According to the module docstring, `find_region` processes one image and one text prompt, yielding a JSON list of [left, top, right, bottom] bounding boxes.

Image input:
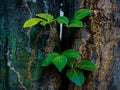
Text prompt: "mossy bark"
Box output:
[[0, 0, 59, 90]]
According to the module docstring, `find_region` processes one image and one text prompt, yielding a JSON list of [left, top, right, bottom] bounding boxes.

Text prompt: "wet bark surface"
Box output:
[[0, 0, 59, 90], [0, 0, 120, 90]]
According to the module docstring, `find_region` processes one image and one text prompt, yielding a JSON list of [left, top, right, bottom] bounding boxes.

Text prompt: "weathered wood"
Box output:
[[72, 0, 120, 90]]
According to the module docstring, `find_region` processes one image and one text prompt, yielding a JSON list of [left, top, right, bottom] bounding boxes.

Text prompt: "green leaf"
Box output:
[[76, 60, 97, 71], [62, 49, 80, 58], [67, 69, 84, 86], [68, 20, 83, 27], [23, 18, 42, 28], [52, 55, 67, 72], [40, 21, 48, 26], [57, 16, 69, 26], [36, 13, 54, 22], [40, 20, 55, 26], [42, 53, 59, 66], [67, 58, 74, 68], [72, 9, 92, 20]]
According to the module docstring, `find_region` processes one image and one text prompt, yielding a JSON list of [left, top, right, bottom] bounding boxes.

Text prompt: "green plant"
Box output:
[[23, 9, 97, 86], [42, 49, 97, 86]]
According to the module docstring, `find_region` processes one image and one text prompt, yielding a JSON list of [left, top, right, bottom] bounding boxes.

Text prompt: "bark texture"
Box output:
[[0, 0, 120, 90], [71, 0, 120, 90], [0, 0, 59, 90]]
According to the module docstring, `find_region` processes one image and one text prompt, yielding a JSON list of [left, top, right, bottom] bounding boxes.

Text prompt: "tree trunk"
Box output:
[[0, 0, 59, 90], [0, 0, 120, 90], [70, 0, 120, 90]]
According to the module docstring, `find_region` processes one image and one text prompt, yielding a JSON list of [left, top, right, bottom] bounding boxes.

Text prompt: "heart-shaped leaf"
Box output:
[[68, 20, 83, 27], [72, 9, 92, 20], [52, 55, 67, 72], [23, 18, 42, 28], [76, 60, 97, 71], [36, 13, 54, 22], [62, 49, 80, 58], [42, 53, 59, 66], [57, 16, 69, 26], [67, 69, 84, 86]]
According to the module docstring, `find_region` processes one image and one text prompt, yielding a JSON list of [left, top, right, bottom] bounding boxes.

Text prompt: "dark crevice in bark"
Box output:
[[60, 67, 69, 90], [58, 0, 77, 90], [60, 0, 76, 51], [58, 1, 72, 89]]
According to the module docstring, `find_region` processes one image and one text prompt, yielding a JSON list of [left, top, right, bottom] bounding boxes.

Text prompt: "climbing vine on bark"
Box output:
[[23, 9, 97, 86]]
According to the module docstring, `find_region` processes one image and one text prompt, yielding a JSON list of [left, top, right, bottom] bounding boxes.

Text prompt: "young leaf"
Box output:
[[67, 58, 74, 68], [42, 53, 59, 66], [57, 16, 69, 26], [68, 20, 83, 28], [52, 55, 67, 72], [67, 69, 84, 86], [36, 13, 54, 22], [62, 49, 80, 58], [76, 60, 97, 71], [40, 20, 55, 26], [23, 18, 42, 28], [40, 21, 48, 26], [72, 9, 92, 20]]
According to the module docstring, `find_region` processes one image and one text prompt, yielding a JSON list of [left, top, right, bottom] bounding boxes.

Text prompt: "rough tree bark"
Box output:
[[0, 0, 59, 90], [70, 0, 120, 90], [0, 0, 120, 90]]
